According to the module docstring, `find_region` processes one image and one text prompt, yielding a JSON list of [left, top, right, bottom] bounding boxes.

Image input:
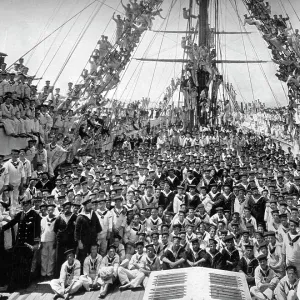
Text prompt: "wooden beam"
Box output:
[[134, 58, 269, 63], [151, 30, 252, 34]]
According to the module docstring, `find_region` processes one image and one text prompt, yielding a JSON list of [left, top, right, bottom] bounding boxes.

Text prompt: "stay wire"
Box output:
[[149, 0, 177, 98], [231, 0, 282, 107], [6, 0, 99, 71], [26, 0, 64, 65], [234, 0, 255, 102], [80, 1, 165, 99], [53, 0, 105, 86], [35, 0, 85, 80], [74, 2, 122, 85], [112, 0, 177, 104], [37, 12, 82, 86]]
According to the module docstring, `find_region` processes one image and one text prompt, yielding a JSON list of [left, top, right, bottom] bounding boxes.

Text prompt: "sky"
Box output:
[[0, 0, 299, 107]]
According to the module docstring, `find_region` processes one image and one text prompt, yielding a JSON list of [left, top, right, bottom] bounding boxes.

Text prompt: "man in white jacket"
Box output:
[[4, 149, 25, 208]]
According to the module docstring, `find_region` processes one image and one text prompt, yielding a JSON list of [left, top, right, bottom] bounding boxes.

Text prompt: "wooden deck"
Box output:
[[7, 281, 145, 300]]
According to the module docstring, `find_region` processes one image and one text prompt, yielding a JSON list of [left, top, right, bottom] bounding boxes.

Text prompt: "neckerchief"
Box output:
[[167, 176, 177, 183], [60, 213, 73, 225], [47, 217, 56, 226], [191, 248, 202, 261], [186, 234, 194, 242], [282, 226, 289, 234], [151, 218, 159, 226], [260, 268, 270, 280], [146, 255, 157, 267], [11, 160, 19, 168], [153, 244, 161, 255], [199, 213, 207, 220], [163, 243, 169, 251], [186, 217, 196, 224], [135, 253, 143, 263], [132, 224, 141, 232], [225, 247, 237, 258], [107, 255, 116, 266], [144, 195, 154, 204], [269, 244, 276, 255], [66, 263, 75, 277], [162, 190, 172, 197], [286, 281, 297, 291], [222, 192, 232, 200], [90, 257, 98, 270], [287, 233, 300, 246], [97, 210, 108, 219], [114, 208, 122, 217]]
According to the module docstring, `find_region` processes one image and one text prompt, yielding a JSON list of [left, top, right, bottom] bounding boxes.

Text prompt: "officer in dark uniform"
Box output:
[[53, 199, 77, 278], [1, 198, 41, 290]]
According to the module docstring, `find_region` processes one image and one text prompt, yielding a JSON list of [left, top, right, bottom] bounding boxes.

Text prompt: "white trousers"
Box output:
[[274, 289, 297, 300], [117, 267, 145, 288], [41, 241, 56, 276], [80, 275, 102, 291], [50, 279, 82, 296], [10, 185, 20, 208], [98, 234, 108, 257]]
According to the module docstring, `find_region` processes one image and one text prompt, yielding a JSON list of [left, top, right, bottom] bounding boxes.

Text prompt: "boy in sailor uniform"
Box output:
[[124, 213, 142, 256], [111, 197, 127, 241], [40, 204, 57, 279], [282, 218, 300, 276], [185, 206, 201, 228], [98, 245, 119, 298], [139, 243, 161, 288], [80, 244, 102, 291], [146, 206, 162, 237], [173, 185, 187, 214], [274, 265, 299, 300], [4, 149, 25, 208], [150, 231, 165, 258], [210, 207, 228, 227], [95, 198, 112, 256], [162, 235, 186, 270], [50, 249, 82, 300], [250, 254, 279, 300], [221, 234, 240, 271], [118, 241, 146, 290], [186, 237, 210, 268], [186, 185, 201, 208]]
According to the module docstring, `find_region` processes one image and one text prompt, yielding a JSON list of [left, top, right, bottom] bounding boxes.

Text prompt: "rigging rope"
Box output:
[[79, 1, 166, 99], [147, 0, 177, 98], [234, 0, 255, 102], [286, 0, 300, 23], [34, 0, 85, 80], [74, 2, 122, 86], [6, 0, 99, 71], [53, 0, 106, 87], [37, 13, 82, 86], [111, 0, 177, 104], [26, 0, 64, 65], [230, 0, 282, 107]]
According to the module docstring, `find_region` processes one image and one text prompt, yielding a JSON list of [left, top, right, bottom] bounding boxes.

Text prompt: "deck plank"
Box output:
[[7, 281, 144, 300]]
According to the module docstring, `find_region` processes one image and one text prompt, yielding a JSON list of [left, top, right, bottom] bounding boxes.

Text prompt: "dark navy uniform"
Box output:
[[2, 209, 41, 289], [53, 213, 77, 277]]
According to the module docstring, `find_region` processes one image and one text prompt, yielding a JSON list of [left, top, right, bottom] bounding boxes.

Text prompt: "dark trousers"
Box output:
[[9, 245, 33, 291], [55, 243, 67, 278], [76, 245, 90, 273]]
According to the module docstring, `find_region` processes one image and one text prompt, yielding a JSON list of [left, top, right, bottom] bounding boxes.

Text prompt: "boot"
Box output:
[[99, 283, 108, 298]]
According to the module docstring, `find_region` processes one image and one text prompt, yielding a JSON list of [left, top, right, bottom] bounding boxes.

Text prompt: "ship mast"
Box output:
[[196, 0, 210, 129]]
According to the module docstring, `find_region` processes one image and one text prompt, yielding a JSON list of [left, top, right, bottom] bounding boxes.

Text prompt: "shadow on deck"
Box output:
[[7, 281, 144, 300]]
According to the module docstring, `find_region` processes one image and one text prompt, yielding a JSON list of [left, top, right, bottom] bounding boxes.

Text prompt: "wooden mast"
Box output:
[[197, 0, 210, 127]]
